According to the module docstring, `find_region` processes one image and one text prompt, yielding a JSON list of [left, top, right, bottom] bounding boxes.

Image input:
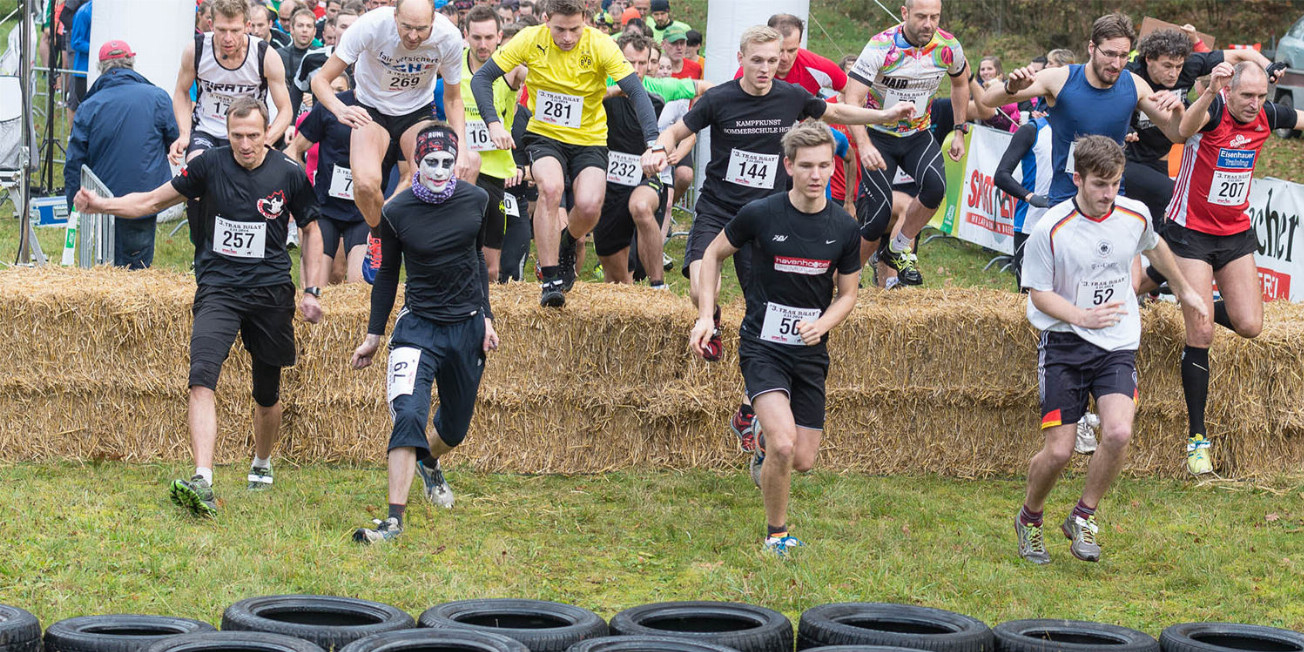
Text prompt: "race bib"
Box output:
[[1075, 275, 1129, 310], [467, 119, 496, 152], [893, 168, 915, 185], [1207, 148, 1256, 206], [385, 71, 425, 91], [386, 346, 421, 403], [328, 165, 354, 200], [760, 302, 822, 346], [883, 88, 928, 119], [212, 216, 266, 259], [726, 149, 779, 189], [201, 92, 235, 122], [1064, 142, 1076, 174], [503, 192, 520, 218], [536, 90, 583, 129], [606, 151, 641, 187]]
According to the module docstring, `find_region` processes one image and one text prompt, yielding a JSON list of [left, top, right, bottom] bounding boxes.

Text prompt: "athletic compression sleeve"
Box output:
[[475, 215, 493, 321], [995, 121, 1036, 201], [471, 58, 508, 126], [616, 73, 662, 143], [367, 215, 404, 336]]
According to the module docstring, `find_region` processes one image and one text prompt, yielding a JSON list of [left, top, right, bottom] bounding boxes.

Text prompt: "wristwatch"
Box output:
[[953, 123, 971, 134], [647, 141, 666, 153], [304, 286, 322, 298]]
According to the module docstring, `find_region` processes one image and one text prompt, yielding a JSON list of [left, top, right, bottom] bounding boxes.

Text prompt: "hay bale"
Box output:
[[1, 267, 1302, 477]]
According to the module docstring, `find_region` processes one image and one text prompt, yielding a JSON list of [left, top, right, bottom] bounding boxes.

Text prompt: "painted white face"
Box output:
[[418, 150, 456, 192]]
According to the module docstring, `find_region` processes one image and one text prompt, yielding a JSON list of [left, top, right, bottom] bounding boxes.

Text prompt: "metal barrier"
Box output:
[[77, 165, 114, 267]]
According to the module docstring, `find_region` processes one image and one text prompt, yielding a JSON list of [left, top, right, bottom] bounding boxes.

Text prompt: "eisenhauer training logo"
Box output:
[[774, 256, 830, 275], [257, 191, 286, 220], [1229, 134, 1252, 148]]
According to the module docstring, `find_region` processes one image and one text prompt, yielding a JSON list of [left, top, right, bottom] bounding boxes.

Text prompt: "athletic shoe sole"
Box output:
[[169, 480, 218, 518]]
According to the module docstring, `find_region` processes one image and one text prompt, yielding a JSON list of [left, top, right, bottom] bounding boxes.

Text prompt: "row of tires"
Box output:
[[2, 598, 1302, 652]]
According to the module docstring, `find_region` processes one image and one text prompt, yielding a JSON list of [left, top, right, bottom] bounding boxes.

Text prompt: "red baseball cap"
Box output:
[[98, 40, 136, 61]]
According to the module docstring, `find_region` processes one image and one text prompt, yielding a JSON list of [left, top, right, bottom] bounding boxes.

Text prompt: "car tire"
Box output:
[[0, 605, 42, 652], [608, 602, 791, 652], [418, 600, 606, 652], [44, 615, 215, 652], [565, 636, 741, 652], [796, 603, 992, 652], [340, 629, 530, 652], [222, 596, 414, 652], [144, 631, 326, 652], [1159, 622, 1304, 652], [993, 619, 1157, 652]]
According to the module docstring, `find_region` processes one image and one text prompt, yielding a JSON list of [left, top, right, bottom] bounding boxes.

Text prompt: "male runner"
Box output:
[[649, 25, 910, 449], [287, 73, 379, 283], [350, 124, 499, 544], [689, 122, 861, 557], [732, 14, 846, 96], [594, 35, 671, 286], [471, 0, 662, 307], [169, 0, 293, 164], [1015, 136, 1203, 564], [462, 5, 525, 282], [1166, 61, 1304, 474], [994, 115, 1052, 288], [842, 0, 968, 282], [74, 98, 324, 516], [1123, 28, 1273, 224], [311, 0, 470, 231], [981, 13, 1185, 208]]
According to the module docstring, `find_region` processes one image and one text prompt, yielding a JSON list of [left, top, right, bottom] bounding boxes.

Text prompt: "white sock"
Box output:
[[252, 455, 271, 469], [890, 233, 912, 253], [194, 467, 213, 484]]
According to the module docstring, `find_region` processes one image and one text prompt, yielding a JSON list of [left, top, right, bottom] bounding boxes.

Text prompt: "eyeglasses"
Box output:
[[1093, 47, 1130, 62]]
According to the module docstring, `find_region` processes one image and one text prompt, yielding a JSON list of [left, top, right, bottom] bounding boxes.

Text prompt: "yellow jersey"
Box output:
[[461, 49, 517, 180], [491, 24, 634, 146]]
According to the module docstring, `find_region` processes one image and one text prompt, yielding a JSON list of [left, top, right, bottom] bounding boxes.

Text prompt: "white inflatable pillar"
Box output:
[[89, 0, 196, 92]]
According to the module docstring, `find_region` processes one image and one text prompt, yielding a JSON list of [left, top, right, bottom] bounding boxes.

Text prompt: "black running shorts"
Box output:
[[1037, 331, 1137, 430]]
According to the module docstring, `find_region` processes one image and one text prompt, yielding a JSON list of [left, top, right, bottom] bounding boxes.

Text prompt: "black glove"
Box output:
[[1028, 194, 1050, 209], [1267, 61, 1287, 83]]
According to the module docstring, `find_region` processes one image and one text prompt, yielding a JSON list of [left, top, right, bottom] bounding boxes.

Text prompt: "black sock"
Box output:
[[1144, 265, 1168, 286], [739, 404, 754, 418], [1181, 345, 1210, 438], [560, 228, 577, 247], [388, 503, 406, 526], [766, 523, 787, 538], [541, 265, 560, 280], [418, 452, 437, 466], [1213, 300, 1234, 331]]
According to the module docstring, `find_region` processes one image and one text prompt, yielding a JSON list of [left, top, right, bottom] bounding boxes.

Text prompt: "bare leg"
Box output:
[[188, 386, 218, 470], [1080, 393, 1136, 508], [252, 401, 282, 461], [630, 185, 664, 285], [1023, 423, 1076, 513]]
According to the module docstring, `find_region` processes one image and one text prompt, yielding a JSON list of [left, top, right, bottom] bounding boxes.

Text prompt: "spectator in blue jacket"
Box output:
[[68, 0, 92, 118], [65, 40, 179, 269]]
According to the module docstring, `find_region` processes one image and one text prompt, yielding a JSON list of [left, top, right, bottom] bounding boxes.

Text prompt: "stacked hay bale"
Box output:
[[0, 267, 1299, 477]]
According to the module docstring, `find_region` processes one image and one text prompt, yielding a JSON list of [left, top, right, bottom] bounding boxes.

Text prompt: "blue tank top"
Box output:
[[1047, 64, 1136, 202]]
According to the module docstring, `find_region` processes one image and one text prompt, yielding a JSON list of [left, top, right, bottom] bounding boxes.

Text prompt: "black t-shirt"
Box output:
[[368, 183, 493, 334], [723, 193, 861, 350], [1125, 50, 1224, 163], [605, 92, 666, 154], [171, 148, 318, 288], [1202, 95, 1297, 132], [682, 80, 827, 210], [297, 90, 367, 222]]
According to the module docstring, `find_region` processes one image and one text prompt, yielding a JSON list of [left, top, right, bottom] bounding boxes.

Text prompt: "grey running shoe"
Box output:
[[247, 464, 273, 491], [1015, 514, 1051, 565], [1075, 413, 1100, 454], [353, 517, 403, 545], [416, 458, 454, 508], [170, 475, 218, 517], [1062, 514, 1101, 562], [749, 431, 766, 489]]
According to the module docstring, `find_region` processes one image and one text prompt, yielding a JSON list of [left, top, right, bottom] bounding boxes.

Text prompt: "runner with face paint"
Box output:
[[348, 123, 501, 544]]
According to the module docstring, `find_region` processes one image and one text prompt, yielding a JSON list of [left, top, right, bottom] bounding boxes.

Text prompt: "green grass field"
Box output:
[[0, 463, 1301, 633]]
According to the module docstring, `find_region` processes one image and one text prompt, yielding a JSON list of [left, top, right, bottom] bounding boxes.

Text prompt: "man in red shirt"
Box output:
[[732, 14, 846, 96], [664, 25, 701, 80], [1166, 61, 1304, 475]]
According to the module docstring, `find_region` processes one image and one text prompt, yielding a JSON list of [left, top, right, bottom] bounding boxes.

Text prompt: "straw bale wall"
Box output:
[[1, 267, 1301, 478]]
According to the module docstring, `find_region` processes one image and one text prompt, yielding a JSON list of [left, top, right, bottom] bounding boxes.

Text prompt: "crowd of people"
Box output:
[[51, 0, 1303, 561]]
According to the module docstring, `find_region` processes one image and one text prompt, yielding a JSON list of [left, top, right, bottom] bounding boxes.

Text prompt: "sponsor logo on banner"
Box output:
[[774, 256, 831, 275], [1248, 178, 1304, 302], [954, 125, 1016, 254]]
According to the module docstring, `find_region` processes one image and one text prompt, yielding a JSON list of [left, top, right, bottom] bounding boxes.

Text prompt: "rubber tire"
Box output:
[[607, 602, 792, 652], [0, 605, 42, 652], [221, 596, 415, 652], [339, 629, 529, 652], [1159, 623, 1304, 652], [565, 636, 741, 652], [418, 600, 607, 652], [44, 615, 216, 652], [144, 632, 327, 652], [804, 647, 933, 652], [993, 619, 1157, 652], [796, 603, 992, 652]]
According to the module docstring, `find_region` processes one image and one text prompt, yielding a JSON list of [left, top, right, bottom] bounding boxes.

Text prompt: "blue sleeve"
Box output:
[[70, 6, 91, 55], [831, 128, 849, 159], [158, 91, 180, 146], [65, 109, 90, 206]]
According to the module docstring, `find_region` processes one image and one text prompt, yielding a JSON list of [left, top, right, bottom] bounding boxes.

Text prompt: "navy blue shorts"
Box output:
[[1037, 331, 1137, 429], [385, 310, 486, 453]]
